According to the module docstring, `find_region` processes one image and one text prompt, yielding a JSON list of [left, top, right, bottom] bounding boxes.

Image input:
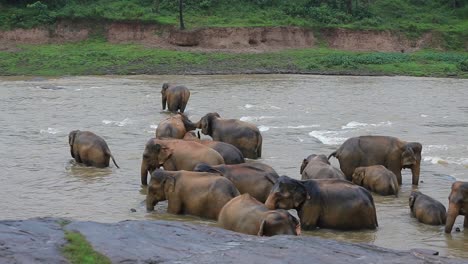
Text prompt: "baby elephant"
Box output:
[[409, 191, 446, 225], [300, 154, 345, 180], [68, 130, 119, 168], [352, 165, 399, 196], [218, 194, 300, 236], [146, 169, 239, 220]]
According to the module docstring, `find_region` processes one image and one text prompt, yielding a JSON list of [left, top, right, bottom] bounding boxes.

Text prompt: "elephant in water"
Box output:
[[197, 112, 262, 159], [409, 191, 446, 225], [352, 165, 399, 196], [183, 131, 245, 164], [329, 136, 422, 185], [68, 130, 119, 168], [140, 138, 224, 185], [161, 83, 190, 113], [146, 169, 239, 220], [265, 176, 378, 230], [193, 162, 279, 203], [218, 193, 300, 236], [155, 113, 197, 139], [300, 154, 345, 180], [445, 181, 468, 233]]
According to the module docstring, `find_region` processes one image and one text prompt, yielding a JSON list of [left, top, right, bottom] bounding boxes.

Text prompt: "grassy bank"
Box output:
[[0, 40, 467, 77], [62, 230, 111, 264]]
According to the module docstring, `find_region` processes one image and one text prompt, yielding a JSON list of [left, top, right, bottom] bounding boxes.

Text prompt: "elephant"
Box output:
[[197, 112, 262, 159], [328, 136, 422, 185], [183, 131, 245, 164], [155, 113, 197, 139], [300, 154, 345, 180], [193, 162, 279, 203], [140, 138, 224, 185], [68, 130, 119, 168], [265, 176, 378, 230], [445, 181, 468, 233], [161, 83, 190, 113], [146, 169, 239, 220], [352, 165, 399, 196], [218, 193, 300, 236], [409, 191, 446, 225]]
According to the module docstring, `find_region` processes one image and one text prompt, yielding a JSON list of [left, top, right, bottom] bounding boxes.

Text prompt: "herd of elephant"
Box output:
[[68, 83, 467, 237]]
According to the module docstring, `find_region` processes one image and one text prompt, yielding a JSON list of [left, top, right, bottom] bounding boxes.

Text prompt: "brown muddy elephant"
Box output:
[[409, 191, 446, 226], [197, 112, 262, 159], [193, 162, 279, 203], [146, 169, 239, 220], [161, 83, 190, 113], [183, 131, 245, 164], [328, 136, 422, 185], [155, 113, 197, 139], [140, 138, 224, 185], [352, 165, 399, 196], [300, 154, 345, 180], [445, 181, 468, 233], [265, 176, 378, 230], [218, 194, 300, 236], [68, 130, 119, 168]]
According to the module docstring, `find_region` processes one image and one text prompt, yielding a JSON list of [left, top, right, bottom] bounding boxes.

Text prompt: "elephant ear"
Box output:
[[257, 219, 268, 236], [401, 145, 417, 166], [68, 130, 79, 146], [352, 168, 365, 185], [157, 146, 173, 166], [200, 116, 211, 135], [300, 159, 308, 174], [408, 192, 417, 209], [163, 175, 176, 193], [161, 83, 170, 91]]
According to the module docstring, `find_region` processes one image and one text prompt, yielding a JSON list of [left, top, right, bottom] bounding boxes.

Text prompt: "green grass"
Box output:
[[0, 40, 466, 77], [62, 231, 111, 264]]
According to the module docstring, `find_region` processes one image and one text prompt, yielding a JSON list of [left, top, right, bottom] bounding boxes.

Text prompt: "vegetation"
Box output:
[[62, 230, 112, 264], [0, 40, 466, 77]]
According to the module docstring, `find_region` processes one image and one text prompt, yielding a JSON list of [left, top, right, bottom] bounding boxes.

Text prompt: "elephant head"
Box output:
[[300, 154, 330, 174], [161, 83, 170, 110], [68, 130, 80, 158], [408, 191, 420, 211], [197, 112, 220, 136], [258, 209, 301, 236], [141, 139, 173, 185], [352, 167, 366, 185], [401, 142, 422, 185], [445, 181, 468, 233], [179, 112, 197, 131], [265, 176, 309, 210], [146, 169, 175, 211]]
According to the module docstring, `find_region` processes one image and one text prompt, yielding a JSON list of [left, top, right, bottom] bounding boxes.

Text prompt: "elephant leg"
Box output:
[[464, 216, 468, 228], [179, 101, 187, 113], [338, 154, 361, 181], [388, 164, 402, 185], [167, 198, 183, 215]]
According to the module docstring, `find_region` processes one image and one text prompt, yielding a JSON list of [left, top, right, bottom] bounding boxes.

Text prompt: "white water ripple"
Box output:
[[102, 118, 132, 127]]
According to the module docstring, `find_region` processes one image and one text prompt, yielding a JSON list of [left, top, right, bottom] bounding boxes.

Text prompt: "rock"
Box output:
[[130, 208, 137, 212], [455, 227, 461, 232], [411, 248, 439, 256], [0, 218, 68, 264]]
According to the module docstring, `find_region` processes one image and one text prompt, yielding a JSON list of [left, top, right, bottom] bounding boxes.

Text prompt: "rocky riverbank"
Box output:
[[0, 218, 466, 264]]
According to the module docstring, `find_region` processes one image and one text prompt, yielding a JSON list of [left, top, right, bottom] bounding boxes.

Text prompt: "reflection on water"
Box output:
[[0, 75, 467, 258]]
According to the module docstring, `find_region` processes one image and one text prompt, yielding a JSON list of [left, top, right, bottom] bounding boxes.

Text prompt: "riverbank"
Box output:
[[0, 218, 465, 264]]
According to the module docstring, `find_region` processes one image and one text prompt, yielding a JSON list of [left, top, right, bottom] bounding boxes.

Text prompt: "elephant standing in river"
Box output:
[[140, 138, 224, 185], [409, 191, 446, 225], [156, 113, 197, 139], [197, 112, 262, 159], [161, 83, 190, 113], [445, 181, 468, 233], [265, 176, 378, 230], [146, 169, 239, 220], [218, 194, 300, 236], [300, 154, 345, 180], [329, 136, 422, 185], [68, 130, 119, 168], [352, 165, 399, 196]]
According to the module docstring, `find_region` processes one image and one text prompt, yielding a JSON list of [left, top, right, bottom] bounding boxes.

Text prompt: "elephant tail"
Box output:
[[110, 154, 120, 168], [256, 132, 263, 158], [327, 150, 337, 160]]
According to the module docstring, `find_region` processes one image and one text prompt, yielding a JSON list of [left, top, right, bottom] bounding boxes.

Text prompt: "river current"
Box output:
[[0, 75, 467, 258]]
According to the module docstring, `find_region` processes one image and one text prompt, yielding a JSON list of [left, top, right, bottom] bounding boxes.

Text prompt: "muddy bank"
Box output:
[[0, 218, 466, 264], [0, 20, 445, 53]]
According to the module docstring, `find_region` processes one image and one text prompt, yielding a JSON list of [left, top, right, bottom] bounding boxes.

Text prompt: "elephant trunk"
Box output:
[[445, 203, 460, 233], [141, 159, 149, 186], [146, 196, 155, 211], [162, 97, 167, 110], [411, 162, 420, 185], [265, 193, 277, 210]]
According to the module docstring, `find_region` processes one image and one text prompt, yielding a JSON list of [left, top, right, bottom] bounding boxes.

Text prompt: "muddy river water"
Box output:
[[0, 75, 467, 258]]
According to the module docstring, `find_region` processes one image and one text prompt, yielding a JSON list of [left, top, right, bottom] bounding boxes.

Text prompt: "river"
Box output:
[[0, 75, 467, 258]]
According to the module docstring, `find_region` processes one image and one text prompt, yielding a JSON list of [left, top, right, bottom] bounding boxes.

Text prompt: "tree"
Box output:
[[179, 0, 185, 30]]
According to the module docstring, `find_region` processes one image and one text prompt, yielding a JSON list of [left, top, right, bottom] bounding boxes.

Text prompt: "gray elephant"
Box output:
[[352, 165, 399, 196], [161, 83, 190, 113], [409, 191, 446, 225], [218, 194, 300, 236], [197, 112, 262, 159], [329, 136, 422, 185], [300, 154, 345, 180], [156, 113, 197, 139], [146, 169, 239, 220], [445, 181, 468, 233], [68, 130, 119, 168]]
